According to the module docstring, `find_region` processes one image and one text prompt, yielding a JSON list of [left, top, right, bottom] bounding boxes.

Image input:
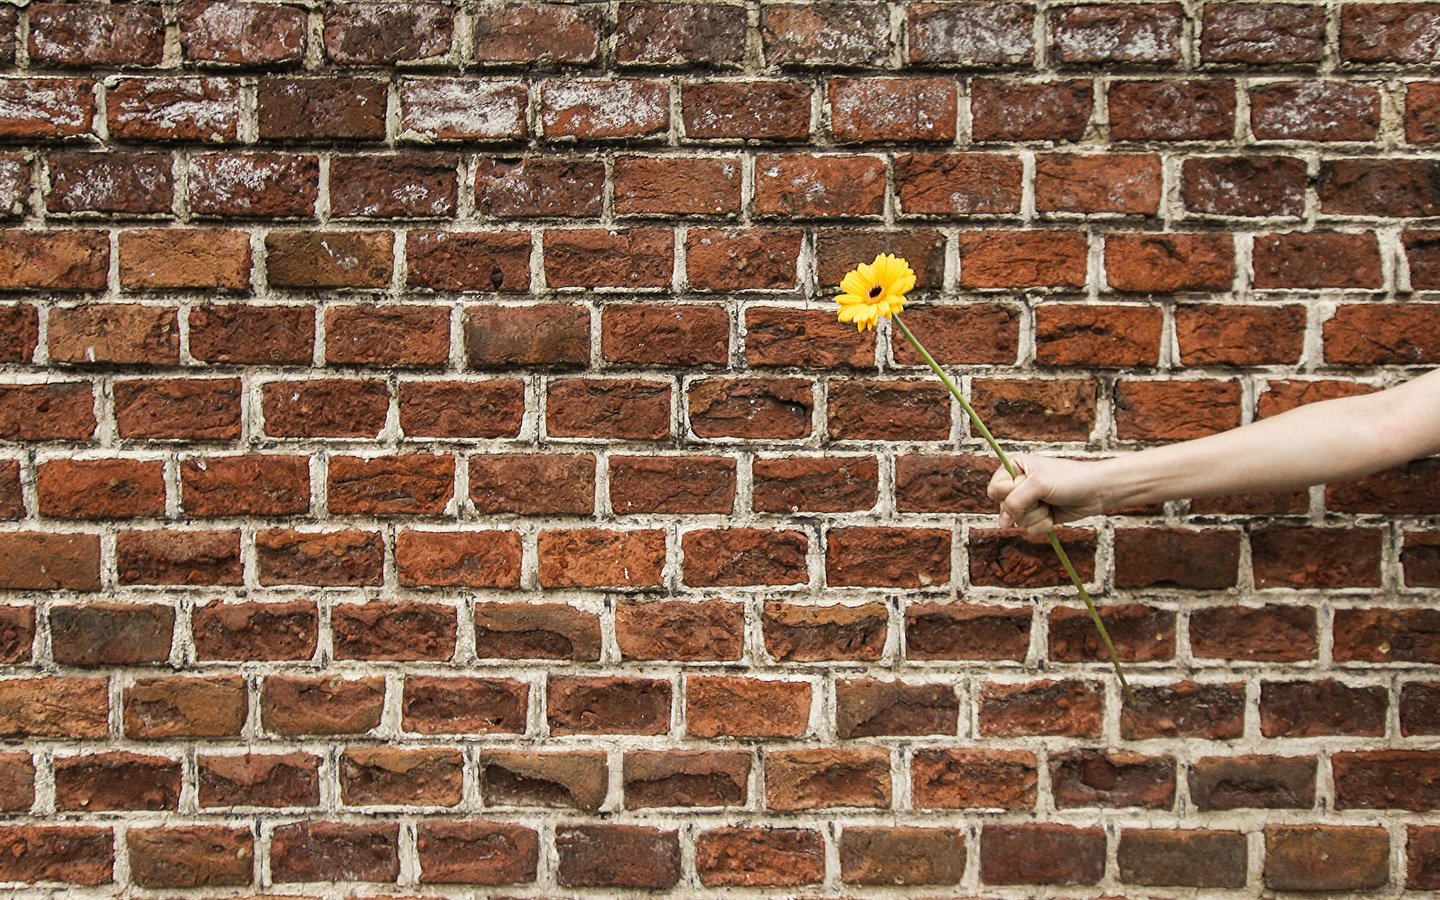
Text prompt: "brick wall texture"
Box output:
[[1, 0, 1439, 894]]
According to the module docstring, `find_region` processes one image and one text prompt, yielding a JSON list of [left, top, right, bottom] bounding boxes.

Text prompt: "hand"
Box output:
[[987, 453, 1107, 535]]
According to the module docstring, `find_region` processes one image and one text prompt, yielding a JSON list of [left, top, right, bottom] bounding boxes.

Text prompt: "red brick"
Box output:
[[623, 749, 750, 808], [47, 151, 170, 215], [685, 676, 812, 739], [192, 599, 317, 662], [407, 230, 531, 292], [972, 78, 1092, 141], [1406, 230, 1440, 288], [397, 78, 527, 141], [1252, 526, 1382, 588], [328, 454, 454, 517], [1192, 604, 1317, 661], [753, 455, 878, 513], [417, 821, 538, 885], [256, 528, 382, 587], [1255, 232, 1384, 289], [475, 157, 601, 219], [895, 152, 1022, 216], [396, 530, 522, 589], [479, 750, 607, 810], [109, 78, 240, 142], [188, 152, 316, 217], [1264, 825, 1389, 891], [0, 754, 34, 811], [30, 3, 163, 66], [688, 227, 802, 290], [179, 0, 307, 64], [181, 454, 310, 517], [0, 532, 101, 591], [1109, 79, 1237, 141], [54, 751, 180, 812], [116, 529, 242, 586], [1105, 233, 1235, 293], [556, 825, 680, 890], [1121, 681, 1245, 739], [37, 459, 165, 520], [958, 230, 1087, 289], [1202, 3, 1327, 64], [538, 529, 664, 589], [610, 455, 735, 515], [764, 601, 887, 662], [681, 80, 812, 140], [544, 228, 673, 288], [119, 229, 250, 291], [547, 378, 671, 440], [471, 2, 602, 65], [1115, 380, 1242, 441], [127, 825, 253, 889], [323, 2, 452, 64], [0, 154, 28, 219], [258, 77, 386, 141], [542, 79, 668, 140], [603, 303, 729, 368], [1334, 608, 1440, 663], [744, 307, 873, 369], [1327, 458, 1440, 514], [50, 304, 178, 366], [266, 231, 392, 289], [340, 747, 463, 807], [1114, 528, 1240, 589], [327, 305, 448, 368], [114, 378, 240, 441], [890, 303, 1022, 367], [549, 676, 671, 736], [1051, 3, 1183, 65], [617, 599, 743, 662], [968, 526, 1095, 587], [261, 379, 389, 438], [333, 602, 457, 662], [0, 230, 108, 291], [908, 2, 1033, 64], [826, 527, 949, 588], [895, 453, 993, 513], [403, 676, 528, 734], [696, 827, 824, 888], [470, 453, 594, 516], [197, 752, 321, 808], [616, 155, 740, 216], [1250, 81, 1380, 142], [1405, 532, 1440, 587], [270, 821, 398, 883], [466, 304, 589, 371], [616, 2, 746, 66], [1034, 304, 1158, 368], [836, 678, 958, 738], [0, 606, 33, 663], [906, 602, 1031, 661], [816, 228, 946, 289], [840, 826, 965, 886], [0, 304, 37, 363], [1412, 825, 1440, 888], [1118, 828, 1248, 888], [911, 748, 1037, 809], [1050, 748, 1175, 809], [1320, 158, 1440, 216], [399, 380, 524, 438], [970, 379, 1096, 442], [0, 678, 108, 739], [1261, 679, 1387, 737], [124, 675, 247, 739], [0, 826, 112, 886], [261, 675, 383, 736], [683, 528, 809, 587], [761, 3, 891, 66], [330, 153, 457, 218], [689, 377, 812, 439], [1403, 682, 1440, 735], [1050, 604, 1176, 663], [1183, 154, 1308, 217], [979, 680, 1104, 738], [49, 603, 172, 666], [1175, 304, 1306, 366], [1035, 153, 1160, 215], [766, 747, 891, 811], [0, 78, 94, 139], [1408, 82, 1440, 143], [830, 77, 957, 142], [755, 154, 885, 218], [1341, 3, 1440, 63], [189, 304, 314, 365], [827, 379, 950, 441], [981, 823, 1105, 886], [0, 461, 19, 520]]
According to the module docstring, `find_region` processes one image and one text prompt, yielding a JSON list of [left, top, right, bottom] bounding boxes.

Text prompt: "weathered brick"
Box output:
[[542, 79, 669, 140], [683, 528, 809, 586], [0, 826, 113, 886], [1175, 304, 1306, 366], [1320, 158, 1440, 216], [1118, 828, 1248, 888], [610, 456, 735, 515], [544, 228, 673, 288], [1050, 748, 1175, 809], [827, 379, 950, 441], [682, 80, 812, 140], [109, 78, 240, 142], [466, 303, 588, 370], [623, 748, 750, 808], [116, 529, 242, 586], [895, 153, 1023, 216], [1051, 4, 1183, 66], [1121, 681, 1245, 740], [1036, 305, 1163, 367], [332, 601, 457, 662], [958, 230, 1088, 289], [556, 825, 680, 890], [49, 304, 178, 366], [399, 380, 524, 438], [192, 599, 317, 661], [266, 231, 393, 289], [911, 748, 1037, 809], [906, 602, 1031, 661], [30, 3, 164, 67], [1264, 825, 1389, 891], [261, 675, 384, 736], [0, 78, 94, 139], [256, 528, 383, 586], [1050, 604, 1176, 663], [127, 825, 253, 889], [330, 153, 457, 218], [688, 227, 802, 290], [197, 753, 321, 808], [0, 678, 109, 739], [686, 676, 812, 739], [753, 455, 878, 513], [407, 230, 532, 291], [1036, 153, 1161, 215], [396, 530, 522, 589], [836, 678, 958, 737], [909, 3, 1035, 66], [756, 154, 886, 218], [340, 747, 463, 807], [764, 601, 887, 662], [258, 77, 386, 141], [1341, 3, 1440, 64], [179, 0, 307, 64], [969, 379, 1097, 442], [761, 3, 891, 67], [181, 454, 310, 517], [766, 747, 891, 810], [1105, 233, 1235, 293], [830, 77, 957, 142], [416, 821, 538, 885], [1250, 81, 1380, 142], [0, 532, 101, 591], [480, 750, 607, 810], [689, 377, 812, 439], [617, 155, 741, 216], [189, 305, 314, 364], [980, 823, 1106, 886], [604, 303, 729, 368], [471, 2, 602, 65], [261, 379, 389, 438], [188, 152, 316, 217], [1114, 380, 1243, 442], [1202, 3, 1327, 65], [323, 2, 452, 64], [549, 676, 671, 736], [840, 826, 966, 886], [47, 152, 170, 215], [972, 78, 1093, 141], [0, 230, 108, 291], [114, 378, 240, 441], [616, 2, 747, 67], [270, 821, 398, 883], [37, 459, 167, 519], [696, 827, 824, 887], [538, 529, 664, 589], [124, 675, 247, 739], [979, 680, 1104, 738], [54, 751, 180, 811], [1183, 154, 1308, 217], [397, 78, 527, 141], [827, 526, 950, 588], [119, 229, 250, 291], [403, 676, 528, 734]]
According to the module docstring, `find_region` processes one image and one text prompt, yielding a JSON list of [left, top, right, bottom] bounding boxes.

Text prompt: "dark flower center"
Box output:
[[868, 285, 882, 299]]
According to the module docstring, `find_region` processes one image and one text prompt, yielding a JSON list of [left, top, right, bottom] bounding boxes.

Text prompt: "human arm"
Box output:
[[989, 368, 1440, 534]]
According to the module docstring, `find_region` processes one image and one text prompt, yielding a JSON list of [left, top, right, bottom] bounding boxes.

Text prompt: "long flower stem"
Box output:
[[893, 313, 1135, 705]]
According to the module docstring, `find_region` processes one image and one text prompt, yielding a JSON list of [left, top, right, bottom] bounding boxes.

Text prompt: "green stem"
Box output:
[[893, 313, 1135, 705]]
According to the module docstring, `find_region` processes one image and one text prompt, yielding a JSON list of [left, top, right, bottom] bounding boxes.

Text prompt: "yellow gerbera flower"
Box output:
[[835, 253, 916, 332]]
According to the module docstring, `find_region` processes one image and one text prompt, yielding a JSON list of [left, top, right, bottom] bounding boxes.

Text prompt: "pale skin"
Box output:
[[989, 368, 1440, 535]]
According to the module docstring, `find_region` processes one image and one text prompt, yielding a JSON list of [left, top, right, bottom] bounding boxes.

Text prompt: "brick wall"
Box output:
[[1, 0, 1439, 894]]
